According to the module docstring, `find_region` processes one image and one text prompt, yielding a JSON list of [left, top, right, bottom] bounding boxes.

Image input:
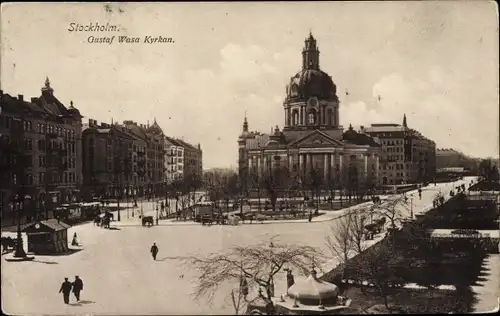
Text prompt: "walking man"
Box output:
[[150, 242, 159, 260], [72, 233, 79, 246], [59, 277, 73, 304], [72, 275, 83, 301]]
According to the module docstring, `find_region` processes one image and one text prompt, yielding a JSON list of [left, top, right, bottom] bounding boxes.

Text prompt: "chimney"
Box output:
[[18, 94, 24, 101], [360, 125, 365, 134]]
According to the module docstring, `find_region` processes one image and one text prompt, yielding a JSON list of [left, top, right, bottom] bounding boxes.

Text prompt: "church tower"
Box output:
[[41, 77, 54, 96], [302, 32, 320, 70]]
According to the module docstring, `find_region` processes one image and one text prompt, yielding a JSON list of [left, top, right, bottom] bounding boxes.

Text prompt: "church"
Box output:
[[238, 33, 382, 195]]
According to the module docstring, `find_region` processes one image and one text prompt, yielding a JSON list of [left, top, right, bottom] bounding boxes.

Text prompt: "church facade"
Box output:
[[238, 33, 382, 195]]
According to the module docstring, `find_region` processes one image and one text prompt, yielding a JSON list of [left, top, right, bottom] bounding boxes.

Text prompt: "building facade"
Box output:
[[238, 33, 381, 196], [121, 119, 164, 196], [82, 119, 165, 199], [164, 136, 203, 184], [0, 78, 83, 224], [82, 120, 134, 199], [164, 136, 184, 183], [364, 116, 436, 185], [176, 139, 203, 181]]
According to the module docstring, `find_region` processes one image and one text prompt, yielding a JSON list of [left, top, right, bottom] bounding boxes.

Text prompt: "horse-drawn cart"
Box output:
[[142, 216, 154, 227]]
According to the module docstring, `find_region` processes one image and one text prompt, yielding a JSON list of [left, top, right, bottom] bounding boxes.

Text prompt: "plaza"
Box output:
[[1, 178, 482, 315]]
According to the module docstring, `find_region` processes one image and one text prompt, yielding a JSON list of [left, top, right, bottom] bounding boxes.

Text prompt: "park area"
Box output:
[[3, 177, 492, 315], [320, 189, 499, 314]]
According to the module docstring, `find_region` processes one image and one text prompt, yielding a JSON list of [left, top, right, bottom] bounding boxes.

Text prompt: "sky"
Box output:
[[1, 2, 499, 169]]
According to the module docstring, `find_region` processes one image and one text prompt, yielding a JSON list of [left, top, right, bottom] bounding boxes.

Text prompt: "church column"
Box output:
[[335, 105, 339, 127], [299, 154, 304, 173], [364, 153, 369, 181], [257, 156, 261, 176], [301, 106, 305, 125], [375, 154, 380, 185], [324, 153, 328, 180], [248, 156, 253, 170], [339, 153, 344, 188]]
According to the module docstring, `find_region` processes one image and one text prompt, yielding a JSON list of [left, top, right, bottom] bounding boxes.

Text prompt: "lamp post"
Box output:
[[13, 193, 31, 258], [410, 195, 414, 220], [156, 202, 159, 225]]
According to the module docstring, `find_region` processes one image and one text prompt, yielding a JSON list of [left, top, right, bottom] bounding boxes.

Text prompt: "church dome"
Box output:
[[287, 268, 339, 302], [285, 33, 338, 102], [287, 69, 338, 101]]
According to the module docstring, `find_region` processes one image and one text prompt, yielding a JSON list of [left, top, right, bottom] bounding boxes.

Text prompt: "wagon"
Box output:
[[142, 216, 154, 227]]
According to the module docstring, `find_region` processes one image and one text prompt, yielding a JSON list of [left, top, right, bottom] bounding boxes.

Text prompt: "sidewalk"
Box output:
[[471, 254, 500, 313]]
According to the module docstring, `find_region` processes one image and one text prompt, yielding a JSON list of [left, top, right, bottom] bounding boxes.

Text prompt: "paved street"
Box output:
[[1, 178, 482, 315]]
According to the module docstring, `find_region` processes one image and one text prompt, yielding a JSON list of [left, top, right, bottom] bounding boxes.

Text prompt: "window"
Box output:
[[292, 110, 299, 125], [327, 109, 333, 125], [39, 156, 45, 167], [308, 111, 316, 125]]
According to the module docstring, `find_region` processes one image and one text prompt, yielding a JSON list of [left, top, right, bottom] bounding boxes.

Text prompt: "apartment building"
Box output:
[[164, 136, 184, 183], [364, 114, 436, 185], [0, 78, 83, 223]]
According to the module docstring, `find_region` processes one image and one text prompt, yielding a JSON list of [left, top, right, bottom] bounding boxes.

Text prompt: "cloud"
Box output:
[[341, 67, 499, 158], [135, 43, 297, 168]]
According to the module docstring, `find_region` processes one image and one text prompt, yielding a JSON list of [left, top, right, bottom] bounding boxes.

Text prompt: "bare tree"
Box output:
[[349, 209, 370, 255], [326, 213, 354, 281], [167, 240, 327, 305], [350, 240, 402, 313], [370, 195, 409, 231]]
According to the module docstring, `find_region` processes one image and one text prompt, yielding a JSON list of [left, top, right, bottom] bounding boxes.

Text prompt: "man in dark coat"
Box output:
[[72, 275, 83, 301], [59, 277, 73, 304], [150, 242, 159, 260], [286, 269, 295, 290]]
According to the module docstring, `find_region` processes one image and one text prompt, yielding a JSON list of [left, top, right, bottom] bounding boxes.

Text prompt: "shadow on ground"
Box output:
[[48, 248, 83, 257], [33, 259, 59, 264], [69, 300, 96, 306]]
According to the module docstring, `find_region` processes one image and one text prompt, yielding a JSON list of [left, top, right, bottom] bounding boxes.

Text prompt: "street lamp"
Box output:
[[13, 193, 31, 259], [156, 202, 159, 225], [410, 195, 414, 220]]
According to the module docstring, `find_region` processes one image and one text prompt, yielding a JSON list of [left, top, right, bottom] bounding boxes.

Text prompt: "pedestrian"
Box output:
[[71, 233, 79, 246], [286, 269, 295, 290], [59, 277, 73, 304], [72, 275, 83, 301], [150, 242, 159, 260], [308, 211, 312, 222]]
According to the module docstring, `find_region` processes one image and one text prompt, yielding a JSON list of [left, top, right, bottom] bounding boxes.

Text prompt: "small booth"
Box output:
[[246, 268, 352, 315], [22, 219, 71, 254], [274, 268, 351, 315]]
